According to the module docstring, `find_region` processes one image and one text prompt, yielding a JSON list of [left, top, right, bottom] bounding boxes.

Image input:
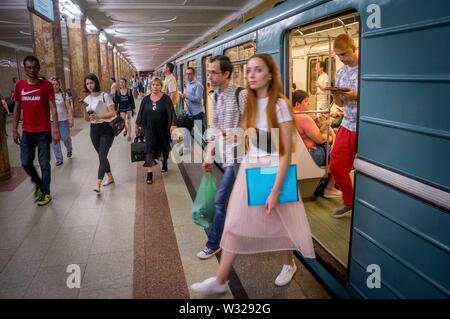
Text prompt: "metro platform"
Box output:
[[0, 100, 330, 299]]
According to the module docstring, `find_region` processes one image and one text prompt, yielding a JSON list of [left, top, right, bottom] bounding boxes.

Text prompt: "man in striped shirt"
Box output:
[[197, 55, 247, 259]]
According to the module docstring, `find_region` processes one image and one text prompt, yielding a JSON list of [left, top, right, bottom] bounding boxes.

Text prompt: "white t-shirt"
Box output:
[[248, 97, 292, 158], [316, 73, 330, 111], [83, 92, 114, 124], [164, 73, 178, 104], [51, 92, 68, 122]]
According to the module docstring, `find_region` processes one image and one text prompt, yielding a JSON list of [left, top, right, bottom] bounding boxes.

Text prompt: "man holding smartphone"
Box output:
[[328, 34, 359, 218], [13, 56, 59, 206]]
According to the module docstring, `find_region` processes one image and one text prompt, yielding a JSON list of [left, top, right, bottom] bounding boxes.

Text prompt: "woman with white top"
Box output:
[[191, 54, 315, 295], [50, 77, 73, 166], [82, 73, 116, 193]]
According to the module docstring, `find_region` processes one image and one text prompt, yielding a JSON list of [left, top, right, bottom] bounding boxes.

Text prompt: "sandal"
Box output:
[[102, 179, 115, 187], [146, 172, 153, 184]]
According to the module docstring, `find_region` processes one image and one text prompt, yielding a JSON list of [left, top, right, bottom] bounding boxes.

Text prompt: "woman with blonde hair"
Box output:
[[191, 54, 315, 295], [135, 77, 176, 184]]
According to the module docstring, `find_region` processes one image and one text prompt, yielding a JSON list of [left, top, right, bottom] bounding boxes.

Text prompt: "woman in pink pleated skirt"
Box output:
[[191, 54, 315, 295]]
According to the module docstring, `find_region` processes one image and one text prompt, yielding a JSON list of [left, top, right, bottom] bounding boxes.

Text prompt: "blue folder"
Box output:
[[245, 164, 299, 206]]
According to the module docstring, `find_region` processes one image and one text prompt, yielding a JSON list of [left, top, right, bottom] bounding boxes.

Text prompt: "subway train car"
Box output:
[[173, 0, 450, 298]]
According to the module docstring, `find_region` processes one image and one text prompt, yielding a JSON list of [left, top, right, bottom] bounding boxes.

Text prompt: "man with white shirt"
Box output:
[[315, 61, 330, 114], [163, 62, 179, 107]]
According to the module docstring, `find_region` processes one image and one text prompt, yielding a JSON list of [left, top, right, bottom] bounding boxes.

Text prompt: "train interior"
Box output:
[[286, 12, 360, 277]]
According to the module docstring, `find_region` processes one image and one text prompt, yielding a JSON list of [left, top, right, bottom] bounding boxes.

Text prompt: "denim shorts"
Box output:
[[309, 143, 330, 167]]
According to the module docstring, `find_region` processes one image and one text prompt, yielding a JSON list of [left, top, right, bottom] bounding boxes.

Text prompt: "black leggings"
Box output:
[[144, 152, 168, 167], [90, 123, 114, 179]]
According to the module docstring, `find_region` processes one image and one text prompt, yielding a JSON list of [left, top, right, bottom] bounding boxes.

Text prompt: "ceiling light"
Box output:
[[85, 18, 98, 33], [59, 0, 82, 19], [99, 32, 107, 43]]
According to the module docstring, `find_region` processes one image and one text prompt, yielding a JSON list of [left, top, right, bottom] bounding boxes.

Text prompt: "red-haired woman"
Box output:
[[191, 54, 315, 295]]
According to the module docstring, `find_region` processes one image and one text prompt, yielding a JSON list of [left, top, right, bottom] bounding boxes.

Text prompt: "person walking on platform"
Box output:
[[328, 34, 359, 218], [12, 55, 60, 206], [191, 54, 315, 295], [82, 73, 116, 193], [114, 78, 135, 141], [110, 77, 117, 98], [50, 77, 73, 166], [135, 77, 176, 184], [196, 55, 246, 260]]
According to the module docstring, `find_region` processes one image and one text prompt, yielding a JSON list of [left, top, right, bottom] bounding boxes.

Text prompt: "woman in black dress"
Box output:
[[135, 77, 176, 184]]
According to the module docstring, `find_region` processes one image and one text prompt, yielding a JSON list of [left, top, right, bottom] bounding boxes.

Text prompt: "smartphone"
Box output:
[[324, 86, 351, 92]]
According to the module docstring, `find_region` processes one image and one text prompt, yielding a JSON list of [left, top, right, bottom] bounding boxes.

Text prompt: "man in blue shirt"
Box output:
[[180, 67, 205, 152]]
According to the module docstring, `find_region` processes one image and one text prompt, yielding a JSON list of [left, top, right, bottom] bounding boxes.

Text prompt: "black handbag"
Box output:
[[176, 113, 194, 130], [109, 115, 125, 136], [131, 136, 146, 162], [176, 99, 195, 130]]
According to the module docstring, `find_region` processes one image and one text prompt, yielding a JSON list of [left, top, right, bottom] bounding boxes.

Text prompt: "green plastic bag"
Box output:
[[192, 172, 217, 228]]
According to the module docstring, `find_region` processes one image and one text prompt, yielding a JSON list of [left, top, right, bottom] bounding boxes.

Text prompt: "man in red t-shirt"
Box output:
[[13, 56, 60, 206]]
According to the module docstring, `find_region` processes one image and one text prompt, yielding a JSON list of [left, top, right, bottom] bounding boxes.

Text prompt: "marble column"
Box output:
[[113, 49, 119, 81], [66, 16, 89, 117], [107, 46, 114, 81], [0, 121, 10, 181], [30, 0, 65, 86], [87, 33, 101, 81], [120, 58, 124, 80], [99, 42, 110, 92]]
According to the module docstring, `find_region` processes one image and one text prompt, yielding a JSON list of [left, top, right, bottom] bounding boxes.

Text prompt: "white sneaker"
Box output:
[[191, 277, 226, 294], [323, 188, 343, 198], [274, 262, 297, 286], [196, 246, 221, 259]]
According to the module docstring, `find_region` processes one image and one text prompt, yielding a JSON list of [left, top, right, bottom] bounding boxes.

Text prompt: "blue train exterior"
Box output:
[[174, 0, 450, 298]]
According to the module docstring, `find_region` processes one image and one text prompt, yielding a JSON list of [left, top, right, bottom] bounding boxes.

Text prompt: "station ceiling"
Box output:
[[0, 0, 276, 71]]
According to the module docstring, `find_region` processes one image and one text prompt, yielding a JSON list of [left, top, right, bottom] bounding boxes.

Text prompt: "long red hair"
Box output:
[[242, 53, 293, 155]]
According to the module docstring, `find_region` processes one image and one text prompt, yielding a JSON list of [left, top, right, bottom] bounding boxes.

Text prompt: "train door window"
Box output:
[[287, 12, 360, 278], [224, 41, 256, 87], [187, 59, 197, 69], [202, 55, 214, 128], [307, 56, 336, 96]]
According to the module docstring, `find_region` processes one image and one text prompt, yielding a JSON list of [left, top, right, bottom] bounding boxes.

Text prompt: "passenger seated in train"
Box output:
[[329, 103, 344, 131], [292, 89, 341, 198]]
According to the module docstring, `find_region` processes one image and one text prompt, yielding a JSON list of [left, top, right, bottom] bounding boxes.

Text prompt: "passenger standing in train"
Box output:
[[328, 34, 359, 218], [82, 73, 116, 193], [12, 56, 59, 206], [191, 54, 315, 295], [163, 62, 179, 107], [196, 55, 247, 260], [315, 61, 330, 114], [180, 67, 205, 152], [114, 78, 135, 141], [50, 77, 74, 166], [292, 89, 341, 198], [135, 77, 176, 184]]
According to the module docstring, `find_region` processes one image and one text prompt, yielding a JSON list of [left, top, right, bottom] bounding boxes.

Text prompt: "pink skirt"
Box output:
[[220, 156, 316, 258]]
